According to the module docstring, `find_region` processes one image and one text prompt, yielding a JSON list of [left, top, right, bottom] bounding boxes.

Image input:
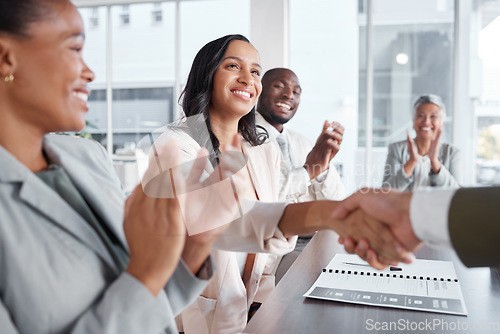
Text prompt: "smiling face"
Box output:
[[413, 103, 443, 140], [5, 0, 94, 134], [209, 40, 262, 121], [257, 68, 301, 131]]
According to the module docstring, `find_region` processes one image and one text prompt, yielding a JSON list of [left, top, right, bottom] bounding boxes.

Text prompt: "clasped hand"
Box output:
[[332, 188, 422, 270]]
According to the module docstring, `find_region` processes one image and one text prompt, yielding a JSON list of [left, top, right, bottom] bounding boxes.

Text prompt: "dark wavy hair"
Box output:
[[0, 0, 59, 38], [180, 34, 266, 162]]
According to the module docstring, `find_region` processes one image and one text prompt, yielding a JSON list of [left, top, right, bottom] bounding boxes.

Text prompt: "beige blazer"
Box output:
[[153, 124, 296, 334]]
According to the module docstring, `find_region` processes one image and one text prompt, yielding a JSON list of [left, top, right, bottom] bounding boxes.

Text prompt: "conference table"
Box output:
[[245, 230, 500, 333]]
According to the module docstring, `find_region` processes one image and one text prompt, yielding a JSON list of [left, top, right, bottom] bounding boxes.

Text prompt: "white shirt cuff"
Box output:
[[409, 188, 457, 248], [314, 169, 328, 183], [300, 167, 311, 186]]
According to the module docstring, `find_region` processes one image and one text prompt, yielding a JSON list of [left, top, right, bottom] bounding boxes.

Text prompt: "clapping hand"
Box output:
[[403, 130, 419, 178], [124, 139, 187, 296], [304, 120, 344, 180], [428, 126, 443, 174], [407, 130, 418, 163]]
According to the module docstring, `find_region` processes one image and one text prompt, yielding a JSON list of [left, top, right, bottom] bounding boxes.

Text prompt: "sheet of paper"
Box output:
[[304, 254, 467, 316]]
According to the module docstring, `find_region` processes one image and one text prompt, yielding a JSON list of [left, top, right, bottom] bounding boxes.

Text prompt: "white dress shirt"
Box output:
[[410, 188, 457, 248]]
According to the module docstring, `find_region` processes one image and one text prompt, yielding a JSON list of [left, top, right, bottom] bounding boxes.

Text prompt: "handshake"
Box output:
[[331, 188, 423, 270]]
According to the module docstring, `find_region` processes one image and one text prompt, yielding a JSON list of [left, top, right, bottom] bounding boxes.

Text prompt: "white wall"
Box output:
[[250, 0, 289, 71]]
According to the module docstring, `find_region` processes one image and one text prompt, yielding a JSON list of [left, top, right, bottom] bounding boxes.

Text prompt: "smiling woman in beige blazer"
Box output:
[[154, 35, 289, 334]]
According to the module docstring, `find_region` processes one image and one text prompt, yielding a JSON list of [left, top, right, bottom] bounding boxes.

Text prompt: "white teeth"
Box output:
[[421, 127, 432, 131], [277, 102, 291, 110], [233, 90, 251, 98], [73, 91, 89, 102]]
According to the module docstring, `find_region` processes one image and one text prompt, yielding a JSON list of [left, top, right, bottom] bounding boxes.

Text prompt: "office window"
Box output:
[[180, 0, 250, 85], [358, 0, 455, 149], [289, 0, 358, 192], [358, 0, 366, 14], [80, 6, 107, 138], [120, 5, 130, 26], [152, 3, 163, 24], [110, 2, 175, 152], [89, 7, 99, 28], [78, 3, 175, 154], [78, 1, 250, 156]]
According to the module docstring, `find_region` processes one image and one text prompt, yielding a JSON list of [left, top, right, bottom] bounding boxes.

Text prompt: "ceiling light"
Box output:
[[395, 53, 409, 65]]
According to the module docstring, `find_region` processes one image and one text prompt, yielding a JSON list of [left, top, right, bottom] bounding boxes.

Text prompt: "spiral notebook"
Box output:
[[304, 254, 467, 316]]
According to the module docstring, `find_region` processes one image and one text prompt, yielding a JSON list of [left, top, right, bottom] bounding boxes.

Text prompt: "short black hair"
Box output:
[[260, 67, 293, 86]]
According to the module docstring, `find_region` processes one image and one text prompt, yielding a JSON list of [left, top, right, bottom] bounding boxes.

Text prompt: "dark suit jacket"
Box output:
[[448, 187, 500, 267]]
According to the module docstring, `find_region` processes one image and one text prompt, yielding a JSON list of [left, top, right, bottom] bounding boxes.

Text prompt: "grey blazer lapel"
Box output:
[[0, 143, 119, 272], [17, 174, 119, 272], [43, 136, 128, 252]]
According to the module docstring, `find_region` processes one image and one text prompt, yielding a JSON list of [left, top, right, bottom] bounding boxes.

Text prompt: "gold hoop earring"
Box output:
[[4, 74, 14, 83]]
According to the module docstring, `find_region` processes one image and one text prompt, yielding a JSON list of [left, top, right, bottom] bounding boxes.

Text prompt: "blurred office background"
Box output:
[[72, 0, 500, 194]]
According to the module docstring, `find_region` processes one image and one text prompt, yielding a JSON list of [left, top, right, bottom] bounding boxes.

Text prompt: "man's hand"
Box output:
[[332, 208, 411, 269], [333, 188, 422, 268], [304, 120, 344, 180]]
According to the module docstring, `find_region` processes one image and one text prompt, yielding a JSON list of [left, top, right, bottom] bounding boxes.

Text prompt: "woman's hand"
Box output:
[[125, 140, 186, 296], [181, 134, 246, 274], [428, 127, 443, 174], [125, 134, 246, 292], [403, 130, 418, 177]]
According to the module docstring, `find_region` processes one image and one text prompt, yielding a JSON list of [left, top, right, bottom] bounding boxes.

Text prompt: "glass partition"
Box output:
[[359, 0, 455, 149], [474, 0, 500, 185]]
